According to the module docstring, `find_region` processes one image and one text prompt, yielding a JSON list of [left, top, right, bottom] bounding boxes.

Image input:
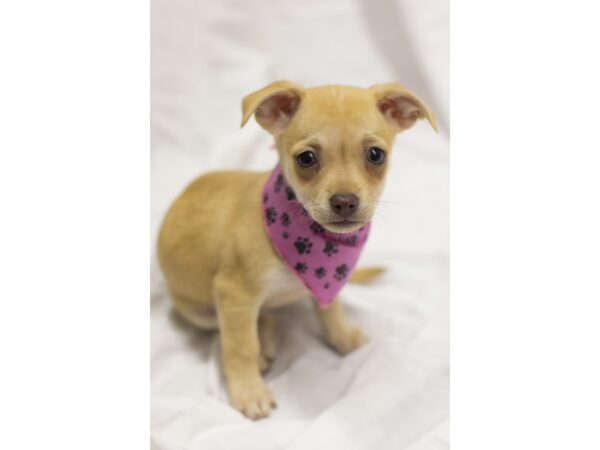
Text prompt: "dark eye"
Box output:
[[296, 150, 317, 167], [367, 147, 386, 165]]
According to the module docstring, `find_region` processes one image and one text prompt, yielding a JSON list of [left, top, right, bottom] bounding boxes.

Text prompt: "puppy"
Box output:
[[157, 81, 436, 419]]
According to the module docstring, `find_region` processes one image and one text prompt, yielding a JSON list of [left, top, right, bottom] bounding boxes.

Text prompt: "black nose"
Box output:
[[329, 193, 359, 218]]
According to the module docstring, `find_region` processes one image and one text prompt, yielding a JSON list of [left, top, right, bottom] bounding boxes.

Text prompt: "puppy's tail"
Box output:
[[349, 266, 386, 284]]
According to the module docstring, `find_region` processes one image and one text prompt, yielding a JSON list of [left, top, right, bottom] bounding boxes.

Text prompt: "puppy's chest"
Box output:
[[261, 260, 310, 309]]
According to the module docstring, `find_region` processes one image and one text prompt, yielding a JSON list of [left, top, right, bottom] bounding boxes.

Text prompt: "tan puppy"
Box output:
[[157, 81, 436, 419]]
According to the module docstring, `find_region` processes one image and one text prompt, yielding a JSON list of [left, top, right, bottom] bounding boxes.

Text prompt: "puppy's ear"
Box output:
[[370, 83, 437, 132], [241, 80, 305, 134]]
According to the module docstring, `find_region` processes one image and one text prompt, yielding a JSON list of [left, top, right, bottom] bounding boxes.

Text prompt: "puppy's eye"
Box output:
[[367, 147, 386, 165], [296, 150, 317, 168]]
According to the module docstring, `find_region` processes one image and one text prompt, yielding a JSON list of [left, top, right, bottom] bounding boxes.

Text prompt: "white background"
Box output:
[[1, 0, 599, 449]]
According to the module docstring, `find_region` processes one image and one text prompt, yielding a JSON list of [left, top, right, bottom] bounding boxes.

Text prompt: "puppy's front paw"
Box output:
[[228, 379, 277, 420], [327, 325, 369, 356]]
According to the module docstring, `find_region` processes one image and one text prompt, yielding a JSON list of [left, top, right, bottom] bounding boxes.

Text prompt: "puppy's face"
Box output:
[[242, 82, 437, 233]]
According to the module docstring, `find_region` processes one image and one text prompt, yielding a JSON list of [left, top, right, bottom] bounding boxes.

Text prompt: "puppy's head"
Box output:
[[241, 81, 437, 233]]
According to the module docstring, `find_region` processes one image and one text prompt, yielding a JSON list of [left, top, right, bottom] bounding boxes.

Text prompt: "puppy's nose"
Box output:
[[329, 193, 359, 218]]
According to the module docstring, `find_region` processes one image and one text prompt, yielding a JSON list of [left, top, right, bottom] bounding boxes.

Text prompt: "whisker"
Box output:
[[376, 199, 403, 206]]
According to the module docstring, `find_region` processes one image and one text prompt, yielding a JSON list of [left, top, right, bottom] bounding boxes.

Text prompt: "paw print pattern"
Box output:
[[323, 241, 338, 257], [310, 221, 325, 234], [274, 174, 284, 193], [286, 186, 296, 201], [266, 207, 277, 225], [261, 167, 371, 306], [334, 264, 349, 281], [295, 262, 307, 274], [314, 267, 327, 279], [294, 237, 313, 254]]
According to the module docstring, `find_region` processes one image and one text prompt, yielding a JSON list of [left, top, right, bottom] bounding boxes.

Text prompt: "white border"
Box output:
[[452, 1, 600, 448], [0, 1, 149, 448]]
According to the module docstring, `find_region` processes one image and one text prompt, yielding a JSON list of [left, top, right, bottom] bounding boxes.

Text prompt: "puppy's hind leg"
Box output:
[[170, 291, 219, 331]]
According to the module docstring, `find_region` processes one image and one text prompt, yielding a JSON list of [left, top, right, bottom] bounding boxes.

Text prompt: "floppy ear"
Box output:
[[240, 80, 305, 134], [370, 83, 438, 132]]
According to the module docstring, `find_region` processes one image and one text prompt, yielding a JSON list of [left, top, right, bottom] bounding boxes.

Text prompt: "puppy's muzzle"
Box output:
[[329, 193, 359, 218]]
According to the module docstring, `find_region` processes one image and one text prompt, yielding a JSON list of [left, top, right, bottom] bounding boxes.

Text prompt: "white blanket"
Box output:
[[151, 0, 448, 448]]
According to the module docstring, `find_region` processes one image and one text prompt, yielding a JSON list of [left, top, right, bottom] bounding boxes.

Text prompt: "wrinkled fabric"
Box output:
[[151, 0, 449, 448], [261, 165, 371, 308]]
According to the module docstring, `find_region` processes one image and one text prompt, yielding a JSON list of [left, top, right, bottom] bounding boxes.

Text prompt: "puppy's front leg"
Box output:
[[314, 298, 368, 355], [217, 290, 275, 419]]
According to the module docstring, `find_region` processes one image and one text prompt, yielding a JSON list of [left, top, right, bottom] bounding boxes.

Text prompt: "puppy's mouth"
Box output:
[[299, 200, 372, 233], [322, 219, 365, 233]]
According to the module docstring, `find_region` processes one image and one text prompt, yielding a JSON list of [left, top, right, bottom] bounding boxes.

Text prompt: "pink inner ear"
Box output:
[[276, 95, 298, 116], [378, 96, 421, 130], [379, 100, 393, 114], [256, 92, 300, 130]]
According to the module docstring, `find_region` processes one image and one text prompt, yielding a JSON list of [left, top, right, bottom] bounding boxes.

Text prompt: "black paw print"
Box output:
[[280, 212, 290, 227], [295, 262, 307, 274], [310, 221, 325, 234], [323, 241, 338, 257], [314, 267, 327, 279], [263, 193, 269, 204], [274, 174, 284, 193], [286, 186, 296, 201], [334, 264, 349, 281], [282, 231, 289, 239], [266, 207, 277, 225], [324, 282, 330, 289], [294, 237, 313, 254]]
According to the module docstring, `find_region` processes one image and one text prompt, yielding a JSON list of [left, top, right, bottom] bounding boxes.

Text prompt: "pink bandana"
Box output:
[[261, 165, 371, 308]]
